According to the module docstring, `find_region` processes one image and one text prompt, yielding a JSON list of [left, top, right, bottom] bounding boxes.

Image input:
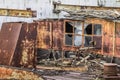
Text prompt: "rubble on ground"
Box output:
[[37, 52, 106, 80], [0, 65, 43, 80]]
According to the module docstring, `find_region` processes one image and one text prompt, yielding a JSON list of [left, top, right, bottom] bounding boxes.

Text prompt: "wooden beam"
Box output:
[[0, 8, 36, 18], [53, 2, 120, 13]]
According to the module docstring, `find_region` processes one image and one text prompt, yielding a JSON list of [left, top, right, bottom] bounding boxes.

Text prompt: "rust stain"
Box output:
[[37, 20, 63, 50], [0, 22, 37, 68], [0, 23, 22, 66], [36, 18, 120, 58]]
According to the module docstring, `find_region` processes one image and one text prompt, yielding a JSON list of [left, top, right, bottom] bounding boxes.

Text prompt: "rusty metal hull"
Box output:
[[36, 18, 120, 58], [0, 23, 22, 66], [0, 22, 37, 68], [36, 19, 103, 51]]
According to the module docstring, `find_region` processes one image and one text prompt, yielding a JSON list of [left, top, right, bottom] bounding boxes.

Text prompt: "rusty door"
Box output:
[[0, 22, 22, 65], [103, 22, 114, 56], [12, 23, 37, 68], [115, 23, 120, 58], [37, 21, 52, 49], [0, 22, 37, 68]]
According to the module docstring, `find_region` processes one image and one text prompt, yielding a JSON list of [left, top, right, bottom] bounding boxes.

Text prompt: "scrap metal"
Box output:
[[0, 22, 37, 68]]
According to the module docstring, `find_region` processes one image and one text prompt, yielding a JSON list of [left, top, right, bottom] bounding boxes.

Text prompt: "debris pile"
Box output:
[[37, 51, 105, 80], [64, 9, 120, 20]]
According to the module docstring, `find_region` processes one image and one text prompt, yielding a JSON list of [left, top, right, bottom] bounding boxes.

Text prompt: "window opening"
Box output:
[[65, 22, 74, 33], [74, 22, 82, 35], [94, 24, 102, 35], [65, 34, 73, 45], [65, 21, 83, 46], [74, 22, 82, 46], [64, 21, 102, 48], [84, 24, 92, 35], [74, 35, 82, 46], [84, 36, 92, 47]]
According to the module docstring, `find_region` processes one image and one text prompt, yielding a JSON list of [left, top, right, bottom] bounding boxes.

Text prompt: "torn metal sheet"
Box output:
[[0, 22, 37, 68], [0, 23, 22, 66]]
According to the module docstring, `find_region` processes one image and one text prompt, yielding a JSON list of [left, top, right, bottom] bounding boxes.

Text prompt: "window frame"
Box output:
[[64, 20, 102, 47]]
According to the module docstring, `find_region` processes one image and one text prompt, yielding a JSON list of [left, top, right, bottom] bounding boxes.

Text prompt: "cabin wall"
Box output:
[[103, 21, 114, 56], [37, 21, 52, 49], [36, 19, 120, 58], [52, 20, 63, 50], [37, 20, 64, 50], [85, 18, 116, 56], [37, 19, 102, 51]]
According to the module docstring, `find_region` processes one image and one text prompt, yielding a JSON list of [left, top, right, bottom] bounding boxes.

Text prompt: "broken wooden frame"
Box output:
[[53, 1, 120, 14], [53, 2, 120, 20]]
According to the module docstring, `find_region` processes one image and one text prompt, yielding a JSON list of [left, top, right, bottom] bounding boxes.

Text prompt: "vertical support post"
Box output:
[[101, 24, 104, 55], [50, 21, 53, 49], [113, 22, 116, 57]]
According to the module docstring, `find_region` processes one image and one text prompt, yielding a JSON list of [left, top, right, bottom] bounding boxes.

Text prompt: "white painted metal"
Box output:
[[0, 0, 119, 28]]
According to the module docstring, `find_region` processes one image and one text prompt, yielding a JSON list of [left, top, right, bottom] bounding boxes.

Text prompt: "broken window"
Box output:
[[84, 23, 102, 48], [65, 22, 74, 33], [94, 24, 102, 35], [84, 36, 92, 47], [74, 35, 82, 46], [84, 24, 92, 35], [65, 34, 73, 45], [74, 22, 83, 46], [84, 23, 92, 47], [65, 21, 74, 46], [65, 21, 82, 46], [74, 22, 82, 35], [64, 21, 102, 48]]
